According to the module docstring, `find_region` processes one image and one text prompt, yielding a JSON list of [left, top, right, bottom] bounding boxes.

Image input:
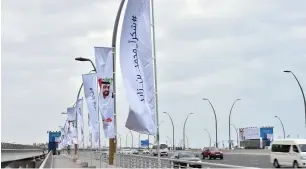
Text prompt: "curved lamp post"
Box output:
[[183, 113, 194, 150], [163, 112, 175, 150], [202, 98, 218, 148], [166, 136, 172, 148], [125, 135, 128, 148], [284, 70, 306, 127], [229, 99, 241, 149], [230, 124, 239, 148], [274, 116, 286, 139], [185, 135, 189, 149], [117, 134, 122, 150], [153, 121, 164, 145], [74, 58, 96, 156], [204, 129, 212, 147], [129, 130, 134, 148]]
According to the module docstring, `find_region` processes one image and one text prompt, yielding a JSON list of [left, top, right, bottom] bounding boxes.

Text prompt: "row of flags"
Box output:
[[59, 0, 157, 148]]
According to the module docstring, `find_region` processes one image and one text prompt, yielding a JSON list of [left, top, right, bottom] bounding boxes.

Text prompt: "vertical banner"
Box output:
[[66, 120, 73, 146], [67, 107, 76, 122], [67, 107, 77, 144], [88, 113, 92, 147], [82, 73, 100, 145], [95, 47, 115, 138], [120, 0, 156, 135], [76, 98, 84, 145]]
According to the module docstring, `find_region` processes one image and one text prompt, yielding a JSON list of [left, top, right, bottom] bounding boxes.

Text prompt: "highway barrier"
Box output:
[[39, 150, 53, 168]]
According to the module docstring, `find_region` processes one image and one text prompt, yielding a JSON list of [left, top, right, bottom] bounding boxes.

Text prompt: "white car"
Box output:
[[152, 144, 169, 156], [270, 139, 306, 168]]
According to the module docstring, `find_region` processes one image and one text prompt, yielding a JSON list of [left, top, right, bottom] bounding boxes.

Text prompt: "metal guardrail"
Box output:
[[114, 153, 252, 168], [76, 150, 255, 168], [39, 150, 53, 168]]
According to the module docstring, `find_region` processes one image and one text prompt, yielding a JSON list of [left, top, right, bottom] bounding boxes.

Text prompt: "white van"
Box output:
[[270, 139, 306, 168], [152, 143, 169, 156]]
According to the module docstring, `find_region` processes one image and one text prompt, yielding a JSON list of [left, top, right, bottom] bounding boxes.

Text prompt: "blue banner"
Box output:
[[49, 131, 61, 142], [141, 139, 149, 147]]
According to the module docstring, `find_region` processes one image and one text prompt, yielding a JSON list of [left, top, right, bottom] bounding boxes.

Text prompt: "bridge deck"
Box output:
[[52, 155, 81, 168]]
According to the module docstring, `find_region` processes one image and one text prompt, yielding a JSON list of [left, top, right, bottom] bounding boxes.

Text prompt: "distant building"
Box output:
[[239, 126, 274, 149]]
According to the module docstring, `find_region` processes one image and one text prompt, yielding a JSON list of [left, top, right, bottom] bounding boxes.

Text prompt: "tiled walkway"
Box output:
[[52, 155, 81, 168]]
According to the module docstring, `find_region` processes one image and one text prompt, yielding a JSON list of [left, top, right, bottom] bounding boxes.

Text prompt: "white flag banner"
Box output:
[[87, 113, 93, 148], [95, 47, 115, 138], [76, 98, 84, 145], [120, 0, 156, 135], [88, 133, 92, 147], [67, 107, 76, 122], [66, 121, 73, 146], [82, 73, 100, 144]]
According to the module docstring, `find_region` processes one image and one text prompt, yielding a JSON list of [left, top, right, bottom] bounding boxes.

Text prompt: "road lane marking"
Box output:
[[224, 152, 270, 156]]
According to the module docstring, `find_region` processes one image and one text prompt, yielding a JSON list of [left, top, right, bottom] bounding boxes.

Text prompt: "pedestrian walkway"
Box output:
[[52, 155, 81, 168]]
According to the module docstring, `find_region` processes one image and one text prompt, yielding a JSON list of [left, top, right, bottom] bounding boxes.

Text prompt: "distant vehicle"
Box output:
[[270, 139, 306, 168], [132, 149, 139, 154], [121, 149, 133, 154], [143, 149, 150, 154], [152, 144, 169, 156], [171, 151, 202, 168], [201, 147, 223, 160]]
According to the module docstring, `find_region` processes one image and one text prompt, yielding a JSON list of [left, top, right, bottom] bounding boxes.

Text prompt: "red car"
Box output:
[[201, 147, 223, 160]]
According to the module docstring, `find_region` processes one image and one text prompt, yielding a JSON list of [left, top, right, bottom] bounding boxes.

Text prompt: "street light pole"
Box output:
[[74, 59, 96, 157], [183, 113, 194, 150], [204, 129, 211, 147], [229, 99, 241, 149], [231, 124, 239, 148], [117, 134, 122, 150], [166, 136, 172, 148], [163, 112, 175, 151], [154, 121, 164, 144], [185, 135, 189, 149], [75, 57, 97, 72], [138, 133, 141, 149], [202, 98, 218, 148], [274, 116, 286, 139], [109, 0, 127, 165], [125, 135, 128, 148], [129, 130, 134, 148], [284, 70, 306, 127]]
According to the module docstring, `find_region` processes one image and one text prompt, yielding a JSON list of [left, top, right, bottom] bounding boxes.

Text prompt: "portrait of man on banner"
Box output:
[[99, 79, 114, 127]]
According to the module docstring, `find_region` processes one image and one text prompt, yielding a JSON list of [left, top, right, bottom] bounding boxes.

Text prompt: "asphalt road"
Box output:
[[199, 154, 271, 168], [140, 151, 272, 168], [77, 150, 273, 168]]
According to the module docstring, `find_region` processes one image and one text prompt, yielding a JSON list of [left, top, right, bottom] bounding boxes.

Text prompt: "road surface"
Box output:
[[77, 149, 274, 168]]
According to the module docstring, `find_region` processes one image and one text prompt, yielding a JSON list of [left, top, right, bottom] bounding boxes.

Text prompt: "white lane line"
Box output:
[[199, 160, 260, 168], [224, 152, 270, 156]]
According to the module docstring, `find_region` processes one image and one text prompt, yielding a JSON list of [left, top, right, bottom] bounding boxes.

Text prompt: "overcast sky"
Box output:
[[2, 0, 306, 148]]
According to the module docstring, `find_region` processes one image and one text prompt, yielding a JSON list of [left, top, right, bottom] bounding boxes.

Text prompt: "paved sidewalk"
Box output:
[[78, 151, 119, 168], [52, 155, 81, 168]]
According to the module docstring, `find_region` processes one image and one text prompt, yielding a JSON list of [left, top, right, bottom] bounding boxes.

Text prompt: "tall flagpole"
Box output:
[[97, 80, 101, 150], [109, 0, 126, 165], [150, 0, 161, 167], [82, 100, 85, 150]]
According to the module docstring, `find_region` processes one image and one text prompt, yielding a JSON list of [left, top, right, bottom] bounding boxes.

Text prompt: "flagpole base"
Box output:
[[108, 138, 116, 165]]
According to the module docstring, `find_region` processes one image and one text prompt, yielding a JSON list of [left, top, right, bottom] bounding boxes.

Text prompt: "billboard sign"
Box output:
[[49, 131, 61, 142], [243, 127, 260, 140], [239, 126, 274, 140], [141, 139, 149, 147], [260, 127, 274, 140]]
